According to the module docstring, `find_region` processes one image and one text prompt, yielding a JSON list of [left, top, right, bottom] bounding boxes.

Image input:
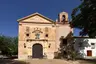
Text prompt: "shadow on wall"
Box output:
[[54, 36, 68, 59], [54, 36, 90, 59], [54, 35, 75, 59], [74, 38, 90, 58], [54, 31, 75, 59]]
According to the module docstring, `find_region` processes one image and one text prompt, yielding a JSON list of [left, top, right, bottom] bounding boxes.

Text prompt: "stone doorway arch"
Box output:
[[32, 43, 43, 58]]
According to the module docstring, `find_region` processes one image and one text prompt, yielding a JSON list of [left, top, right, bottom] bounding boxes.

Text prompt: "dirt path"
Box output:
[[26, 59, 79, 64], [0, 59, 95, 64], [26, 59, 95, 64]]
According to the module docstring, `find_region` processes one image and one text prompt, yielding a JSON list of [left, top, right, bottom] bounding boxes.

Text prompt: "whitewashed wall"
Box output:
[[74, 38, 96, 59]]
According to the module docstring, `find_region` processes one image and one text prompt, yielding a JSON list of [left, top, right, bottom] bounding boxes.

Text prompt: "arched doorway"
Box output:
[[32, 43, 43, 58]]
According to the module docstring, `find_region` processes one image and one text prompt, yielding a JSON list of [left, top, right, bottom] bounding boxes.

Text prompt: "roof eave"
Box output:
[[17, 12, 55, 24]]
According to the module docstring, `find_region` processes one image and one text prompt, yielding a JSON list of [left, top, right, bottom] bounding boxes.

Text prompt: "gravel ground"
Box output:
[[0, 59, 95, 64], [26, 59, 96, 64]]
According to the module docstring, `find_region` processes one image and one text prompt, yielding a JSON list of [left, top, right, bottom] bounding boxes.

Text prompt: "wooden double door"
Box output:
[[32, 44, 43, 58]]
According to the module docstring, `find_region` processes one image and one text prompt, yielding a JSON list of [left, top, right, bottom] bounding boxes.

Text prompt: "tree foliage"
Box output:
[[54, 36, 77, 60], [0, 35, 18, 56], [71, 0, 96, 37]]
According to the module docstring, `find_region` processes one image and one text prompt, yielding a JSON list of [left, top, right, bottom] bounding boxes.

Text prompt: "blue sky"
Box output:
[[0, 0, 81, 36]]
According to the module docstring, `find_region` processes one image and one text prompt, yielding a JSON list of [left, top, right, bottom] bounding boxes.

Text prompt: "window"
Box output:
[[26, 33, 29, 37], [35, 33, 40, 39], [91, 43, 95, 49], [62, 39, 67, 45], [63, 51, 67, 55], [91, 43, 95, 45], [45, 34, 48, 37]]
